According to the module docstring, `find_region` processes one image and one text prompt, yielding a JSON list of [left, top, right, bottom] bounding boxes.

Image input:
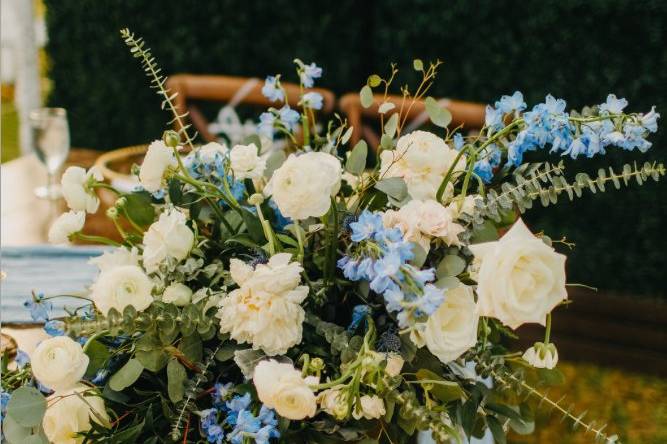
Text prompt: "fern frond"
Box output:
[[120, 28, 196, 150]]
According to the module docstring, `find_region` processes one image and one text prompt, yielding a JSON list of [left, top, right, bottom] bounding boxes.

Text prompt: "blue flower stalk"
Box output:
[[338, 211, 445, 329]]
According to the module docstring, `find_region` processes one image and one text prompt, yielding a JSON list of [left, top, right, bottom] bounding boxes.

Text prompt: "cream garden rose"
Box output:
[[218, 253, 308, 355], [265, 152, 341, 220], [253, 360, 317, 420], [352, 395, 386, 420], [383, 199, 464, 252], [139, 139, 177, 192], [379, 130, 465, 200], [230, 143, 266, 180], [32, 336, 89, 391], [142, 208, 194, 273], [469, 218, 567, 329], [412, 285, 479, 363], [43, 384, 110, 444], [162, 282, 192, 306], [61, 166, 103, 213], [48, 210, 85, 244], [90, 265, 154, 314]]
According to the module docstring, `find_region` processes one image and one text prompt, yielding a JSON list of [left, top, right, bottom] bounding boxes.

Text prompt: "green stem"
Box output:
[[90, 182, 120, 194], [544, 313, 552, 344], [73, 233, 121, 247], [301, 114, 311, 147], [295, 224, 305, 263], [83, 330, 108, 353]]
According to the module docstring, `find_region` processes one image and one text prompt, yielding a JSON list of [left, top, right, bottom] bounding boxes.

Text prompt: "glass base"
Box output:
[[34, 184, 62, 200]]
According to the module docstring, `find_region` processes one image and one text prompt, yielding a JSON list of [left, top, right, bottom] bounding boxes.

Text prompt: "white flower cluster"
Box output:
[[218, 253, 309, 355]]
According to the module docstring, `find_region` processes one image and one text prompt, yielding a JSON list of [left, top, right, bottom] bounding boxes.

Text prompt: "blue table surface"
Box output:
[[1, 245, 108, 324]]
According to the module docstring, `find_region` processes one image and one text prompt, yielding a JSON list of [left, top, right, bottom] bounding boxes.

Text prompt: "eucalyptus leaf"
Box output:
[[2, 416, 32, 443], [109, 359, 144, 391], [84, 339, 111, 378], [215, 343, 242, 362], [341, 126, 354, 145], [264, 150, 286, 178], [384, 113, 399, 137], [436, 255, 467, 278], [409, 243, 428, 268], [380, 134, 394, 150], [413, 59, 424, 71], [178, 333, 203, 363], [242, 134, 262, 150], [166, 359, 186, 403], [6, 387, 46, 427], [233, 349, 267, 379], [378, 102, 395, 114], [360, 85, 373, 108], [367, 74, 382, 87], [415, 369, 466, 403], [425, 96, 453, 128], [375, 177, 407, 201], [345, 140, 368, 175]]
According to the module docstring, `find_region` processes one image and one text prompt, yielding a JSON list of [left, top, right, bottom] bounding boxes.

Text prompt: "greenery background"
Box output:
[[42, 0, 666, 298]]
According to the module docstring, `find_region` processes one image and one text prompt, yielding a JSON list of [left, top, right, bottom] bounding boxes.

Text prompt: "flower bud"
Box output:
[[248, 193, 265, 206], [309, 357, 325, 373], [522, 342, 558, 369], [162, 130, 181, 148], [106, 207, 119, 219], [115, 196, 127, 208]]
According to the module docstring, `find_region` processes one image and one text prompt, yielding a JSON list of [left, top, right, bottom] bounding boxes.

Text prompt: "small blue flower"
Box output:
[[258, 112, 276, 138], [279, 106, 301, 132], [228, 410, 262, 444], [620, 122, 652, 152], [15, 350, 30, 368], [212, 382, 233, 408], [382, 288, 405, 313], [261, 76, 284, 102], [44, 320, 65, 336], [24, 294, 52, 322], [485, 105, 504, 132], [255, 424, 280, 444], [226, 393, 252, 413], [301, 91, 323, 110], [268, 199, 291, 230], [300, 62, 323, 88], [599, 94, 628, 114], [349, 211, 384, 242], [415, 284, 445, 316], [495, 91, 526, 114], [348, 304, 371, 332], [639, 107, 660, 133], [0, 390, 10, 423], [258, 406, 278, 427], [91, 369, 110, 385], [453, 133, 464, 150]]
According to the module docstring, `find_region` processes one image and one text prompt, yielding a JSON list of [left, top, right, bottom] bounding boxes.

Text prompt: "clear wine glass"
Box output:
[[29, 107, 71, 199]]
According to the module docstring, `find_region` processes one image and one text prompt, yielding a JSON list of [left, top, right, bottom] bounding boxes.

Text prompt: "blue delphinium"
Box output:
[[453, 133, 465, 150], [44, 319, 65, 336], [261, 76, 284, 102], [484, 105, 504, 132], [495, 91, 527, 114], [278, 106, 300, 131], [299, 62, 322, 88], [186, 149, 246, 206], [0, 390, 10, 423], [15, 350, 30, 369], [338, 210, 445, 328], [23, 293, 52, 322], [301, 91, 323, 110], [258, 112, 276, 138], [348, 304, 371, 332]]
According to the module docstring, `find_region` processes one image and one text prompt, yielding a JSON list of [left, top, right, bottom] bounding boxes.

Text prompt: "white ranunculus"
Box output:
[[139, 140, 177, 192], [230, 143, 266, 180], [142, 208, 194, 273], [61, 166, 103, 213], [253, 360, 317, 420], [90, 265, 154, 314], [197, 141, 228, 161], [379, 130, 465, 200], [43, 383, 110, 444], [469, 218, 567, 329], [383, 199, 464, 252], [89, 247, 140, 272], [48, 211, 85, 244], [162, 282, 192, 306], [265, 152, 341, 220], [523, 342, 559, 369], [32, 336, 89, 391], [416, 285, 479, 363], [218, 253, 308, 355], [352, 395, 386, 420]]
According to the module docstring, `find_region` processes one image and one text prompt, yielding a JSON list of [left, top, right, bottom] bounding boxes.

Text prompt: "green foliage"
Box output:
[[5, 387, 46, 428]]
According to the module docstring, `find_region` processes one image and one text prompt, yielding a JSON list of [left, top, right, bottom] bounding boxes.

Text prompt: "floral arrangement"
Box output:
[[1, 29, 664, 444]]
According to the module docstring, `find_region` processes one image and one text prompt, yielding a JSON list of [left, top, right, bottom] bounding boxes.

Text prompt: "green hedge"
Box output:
[[44, 0, 666, 297]]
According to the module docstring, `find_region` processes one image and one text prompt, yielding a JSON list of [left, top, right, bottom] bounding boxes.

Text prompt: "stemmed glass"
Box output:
[[28, 107, 71, 199]]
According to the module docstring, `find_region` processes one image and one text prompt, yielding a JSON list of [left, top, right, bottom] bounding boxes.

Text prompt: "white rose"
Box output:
[[43, 384, 109, 444], [230, 143, 266, 180], [385, 353, 404, 377], [48, 211, 85, 244], [32, 336, 89, 391], [417, 285, 479, 363], [469, 218, 567, 329], [253, 360, 317, 420], [197, 141, 228, 161], [317, 388, 347, 419], [142, 208, 194, 273], [265, 152, 341, 220], [162, 282, 192, 306], [218, 253, 308, 355], [90, 265, 154, 314], [383, 199, 464, 252], [89, 247, 140, 272], [61, 166, 103, 213], [379, 130, 465, 200], [353, 395, 386, 420], [523, 342, 558, 369], [139, 140, 177, 192], [447, 194, 482, 219]]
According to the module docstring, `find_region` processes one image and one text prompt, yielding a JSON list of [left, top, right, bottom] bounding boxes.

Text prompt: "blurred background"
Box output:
[[1, 1, 665, 442]]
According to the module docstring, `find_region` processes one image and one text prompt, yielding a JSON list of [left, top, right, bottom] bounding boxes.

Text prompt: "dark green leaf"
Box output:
[[123, 191, 155, 226], [178, 333, 203, 363], [486, 416, 506, 444], [241, 208, 266, 244], [166, 359, 186, 403], [84, 339, 112, 378]]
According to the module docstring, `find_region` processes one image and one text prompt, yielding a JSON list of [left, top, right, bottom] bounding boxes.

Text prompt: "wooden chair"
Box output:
[[167, 74, 336, 143], [339, 93, 486, 148]]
